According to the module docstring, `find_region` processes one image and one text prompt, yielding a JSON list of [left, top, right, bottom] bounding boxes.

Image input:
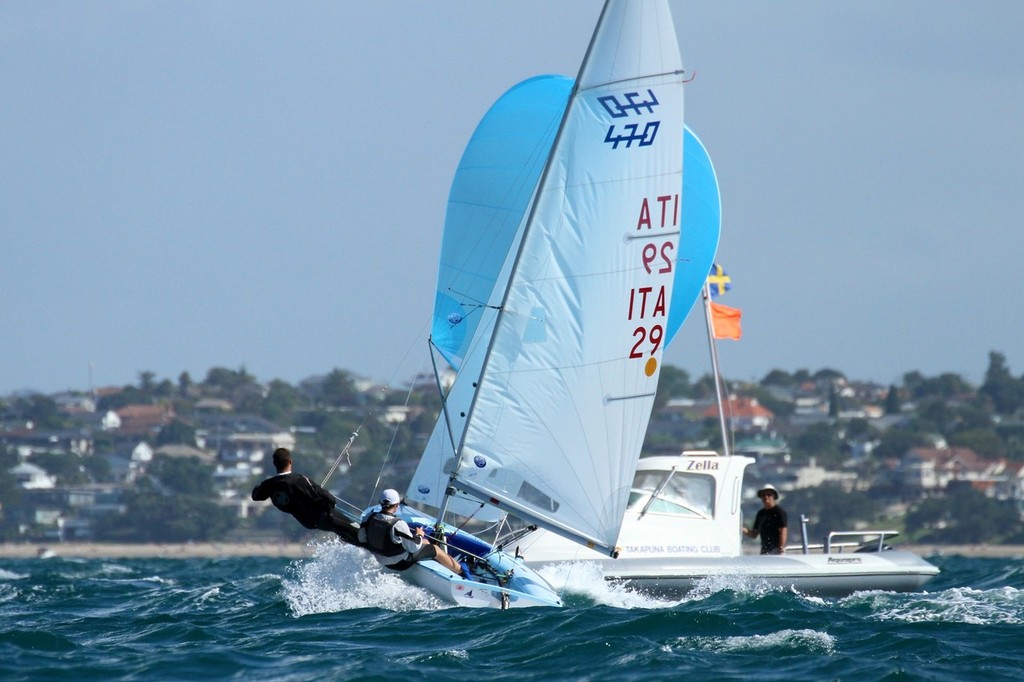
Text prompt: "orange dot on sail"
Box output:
[[644, 357, 658, 377]]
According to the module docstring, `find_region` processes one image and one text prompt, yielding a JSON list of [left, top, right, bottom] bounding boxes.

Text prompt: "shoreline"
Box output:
[[903, 544, 1024, 559], [1, 541, 1023, 560], [0, 541, 314, 559]]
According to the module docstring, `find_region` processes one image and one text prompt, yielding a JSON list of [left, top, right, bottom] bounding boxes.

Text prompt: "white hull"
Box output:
[[516, 452, 939, 598], [401, 558, 563, 609], [538, 550, 938, 598], [359, 505, 563, 609]]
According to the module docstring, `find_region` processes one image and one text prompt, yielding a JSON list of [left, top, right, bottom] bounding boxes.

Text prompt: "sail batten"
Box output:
[[604, 392, 657, 403], [627, 230, 681, 240], [577, 71, 687, 94]]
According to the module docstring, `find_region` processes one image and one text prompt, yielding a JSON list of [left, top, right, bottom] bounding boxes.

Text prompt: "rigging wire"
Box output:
[[366, 371, 425, 509], [322, 314, 435, 512]]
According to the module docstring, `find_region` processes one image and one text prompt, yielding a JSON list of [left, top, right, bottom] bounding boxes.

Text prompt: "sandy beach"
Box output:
[[1, 541, 1022, 560]]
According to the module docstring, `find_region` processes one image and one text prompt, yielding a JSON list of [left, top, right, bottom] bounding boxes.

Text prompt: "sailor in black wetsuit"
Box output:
[[357, 489, 464, 575], [251, 448, 359, 543]]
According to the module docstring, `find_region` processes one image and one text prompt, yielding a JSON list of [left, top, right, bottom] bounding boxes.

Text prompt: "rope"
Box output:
[[321, 429, 359, 488]]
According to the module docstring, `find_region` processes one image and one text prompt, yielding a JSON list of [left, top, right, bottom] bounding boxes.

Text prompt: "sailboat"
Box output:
[[333, 0, 691, 608]]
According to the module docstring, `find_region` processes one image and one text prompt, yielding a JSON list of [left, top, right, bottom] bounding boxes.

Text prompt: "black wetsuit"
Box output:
[[251, 473, 358, 542]]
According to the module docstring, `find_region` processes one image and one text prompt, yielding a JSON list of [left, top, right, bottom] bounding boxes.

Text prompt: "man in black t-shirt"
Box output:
[[251, 447, 359, 543], [743, 484, 788, 555]]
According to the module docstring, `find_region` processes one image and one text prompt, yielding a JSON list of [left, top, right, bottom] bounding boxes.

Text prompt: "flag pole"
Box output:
[[702, 282, 732, 457]]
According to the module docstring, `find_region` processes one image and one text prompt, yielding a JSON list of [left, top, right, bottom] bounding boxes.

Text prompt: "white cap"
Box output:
[[380, 489, 401, 506]]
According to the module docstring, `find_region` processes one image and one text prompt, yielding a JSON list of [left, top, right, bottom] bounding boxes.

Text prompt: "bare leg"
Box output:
[[433, 548, 465, 576]]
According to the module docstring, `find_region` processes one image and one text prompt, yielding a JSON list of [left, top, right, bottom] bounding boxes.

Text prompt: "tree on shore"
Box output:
[[905, 485, 1022, 544], [6, 351, 1024, 545], [980, 352, 1024, 415]]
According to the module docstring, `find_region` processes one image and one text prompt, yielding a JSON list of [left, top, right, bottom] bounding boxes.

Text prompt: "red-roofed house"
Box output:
[[113, 404, 175, 437], [898, 446, 999, 492], [701, 396, 774, 432]]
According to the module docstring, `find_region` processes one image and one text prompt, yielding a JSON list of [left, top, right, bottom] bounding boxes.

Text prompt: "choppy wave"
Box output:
[[851, 585, 1024, 624], [674, 628, 838, 655], [0, 550, 1021, 681], [283, 539, 445, 615]]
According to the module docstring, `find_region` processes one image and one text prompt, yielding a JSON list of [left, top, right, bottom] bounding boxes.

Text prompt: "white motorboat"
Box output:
[[516, 450, 940, 598]]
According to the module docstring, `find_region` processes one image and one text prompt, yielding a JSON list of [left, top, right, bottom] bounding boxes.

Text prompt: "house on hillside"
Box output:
[[113, 404, 175, 438], [10, 461, 57, 489], [193, 414, 295, 495], [5, 488, 65, 541], [897, 446, 999, 494], [53, 392, 97, 416], [844, 380, 890, 403], [195, 398, 233, 413], [655, 397, 711, 425], [702, 396, 774, 432], [837, 404, 884, 420], [153, 444, 216, 463], [2, 427, 93, 458], [64, 483, 126, 539], [381, 405, 429, 424], [733, 433, 789, 461], [751, 457, 857, 494], [993, 461, 1024, 504]]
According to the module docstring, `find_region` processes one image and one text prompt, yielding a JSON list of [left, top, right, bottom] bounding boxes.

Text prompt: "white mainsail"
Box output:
[[406, 77, 569, 521], [451, 0, 686, 555]]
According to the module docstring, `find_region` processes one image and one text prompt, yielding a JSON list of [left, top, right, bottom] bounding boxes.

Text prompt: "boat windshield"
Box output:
[[627, 471, 715, 519]]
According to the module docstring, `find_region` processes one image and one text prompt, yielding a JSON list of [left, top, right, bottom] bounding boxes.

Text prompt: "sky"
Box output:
[[3, 1, 1023, 396]]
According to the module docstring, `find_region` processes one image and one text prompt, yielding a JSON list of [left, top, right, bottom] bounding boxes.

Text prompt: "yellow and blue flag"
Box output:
[[707, 263, 732, 298]]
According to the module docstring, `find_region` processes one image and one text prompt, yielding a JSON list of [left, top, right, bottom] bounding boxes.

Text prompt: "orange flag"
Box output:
[[710, 301, 742, 340]]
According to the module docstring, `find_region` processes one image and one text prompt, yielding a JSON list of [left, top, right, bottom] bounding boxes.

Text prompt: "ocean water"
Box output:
[[2, 542, 1022, 681]]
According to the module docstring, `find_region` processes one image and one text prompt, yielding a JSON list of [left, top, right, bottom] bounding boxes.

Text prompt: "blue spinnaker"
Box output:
[[432, 75, 720, 369], [431, 76, 572, 370], [669, 121, 722, 345]]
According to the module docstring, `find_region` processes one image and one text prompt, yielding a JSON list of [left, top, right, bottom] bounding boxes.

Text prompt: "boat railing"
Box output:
[[823, 530, 900, 554], [793, 514, 901, 554]]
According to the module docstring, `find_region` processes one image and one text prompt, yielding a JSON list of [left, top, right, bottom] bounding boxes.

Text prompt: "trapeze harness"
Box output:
[[363, 512, 416, 569]]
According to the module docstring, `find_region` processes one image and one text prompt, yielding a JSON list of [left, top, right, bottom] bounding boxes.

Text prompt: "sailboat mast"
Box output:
[[702, 282, 732, 457]]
